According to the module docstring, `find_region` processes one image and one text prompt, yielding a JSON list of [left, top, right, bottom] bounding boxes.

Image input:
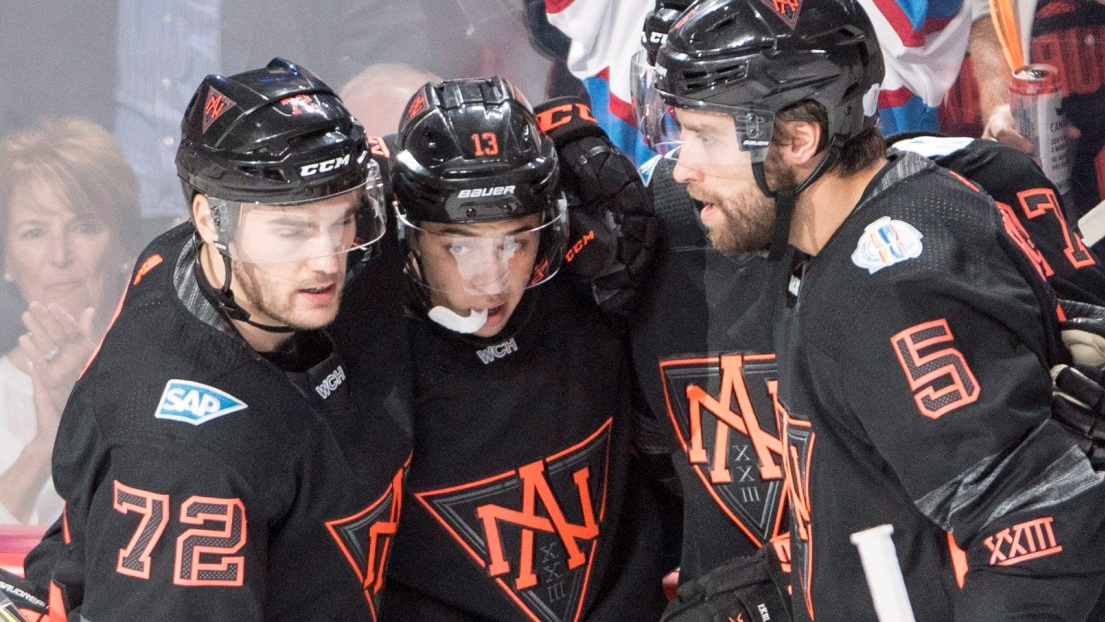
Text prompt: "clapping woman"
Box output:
[[0, 118, 141, 524]]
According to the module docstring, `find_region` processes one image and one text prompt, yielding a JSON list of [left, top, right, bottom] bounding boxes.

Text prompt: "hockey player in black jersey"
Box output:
[[21, 58, 412, 621], [379, 76, 667, 621], [635, 0, 1105, 619]]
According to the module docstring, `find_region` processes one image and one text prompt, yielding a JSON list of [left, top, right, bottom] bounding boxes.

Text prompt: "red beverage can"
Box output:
[[1010, 64, 1071, 194]]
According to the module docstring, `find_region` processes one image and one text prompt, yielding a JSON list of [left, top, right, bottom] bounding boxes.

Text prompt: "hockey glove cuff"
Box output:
[[534, 97, 662, 315], [1051, 364, 1105, 468], [0, 569, 47, 621], [660, 545, 793, 622]]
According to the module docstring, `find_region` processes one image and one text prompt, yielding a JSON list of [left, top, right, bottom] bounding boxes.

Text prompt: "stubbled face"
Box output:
[[4, 178, 117, 318], [671, 107, 778, 255], [226, 192, 362, 331], [415, 215, 542, 338]]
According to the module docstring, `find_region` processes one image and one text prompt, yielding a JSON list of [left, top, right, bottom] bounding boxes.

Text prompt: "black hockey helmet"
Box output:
[[632, 0, 697, 143], [176, 58, 387, 330], [177, 58, 377, 205], [634, 0, 883, 257], [650, 0, 883, 156], [392, 76, 562, 226], [391, 77, 568, 320], [642, 0, 696, 65]]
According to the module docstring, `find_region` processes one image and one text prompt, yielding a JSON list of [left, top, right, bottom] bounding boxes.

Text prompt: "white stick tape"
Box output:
[[850, 524, 917, 622], [1078, 199, 1105, 247]]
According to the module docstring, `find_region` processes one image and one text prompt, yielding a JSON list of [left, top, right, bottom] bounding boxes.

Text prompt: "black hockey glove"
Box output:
[[1052, 363, 1105, 469], [534, 97, 662, 315], [1059, 299, 1105, 368], [660, 546, 792, 622], [0, 568, 47, 621]]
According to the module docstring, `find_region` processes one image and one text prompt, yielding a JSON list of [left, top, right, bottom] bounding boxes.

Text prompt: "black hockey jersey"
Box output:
[[893, 134, 1105, 305], [631, 143, 1105, 591], [631, 158, 792, 584], [777, 152, 1105, 621], [381, 277, 666, 622], [36, 223, 412, 621]]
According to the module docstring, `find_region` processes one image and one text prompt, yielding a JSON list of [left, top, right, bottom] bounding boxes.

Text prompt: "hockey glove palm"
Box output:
[[1059, 299, 1105, 368], [534, 97, 662, 315]]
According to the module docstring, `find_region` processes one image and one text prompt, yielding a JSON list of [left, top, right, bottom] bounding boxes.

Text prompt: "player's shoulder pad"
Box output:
[[889, 133, 975, 159], [848, 156, 995, 278], [936, 135, 1052, 192], [126, 221, 195, 297], [533, 96, 606, 145]]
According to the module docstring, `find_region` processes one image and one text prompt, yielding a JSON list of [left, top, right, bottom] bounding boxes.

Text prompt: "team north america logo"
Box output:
[[659, 354, 788, 547], [416, 420, 612, 622], [326, 462, 408, 621]]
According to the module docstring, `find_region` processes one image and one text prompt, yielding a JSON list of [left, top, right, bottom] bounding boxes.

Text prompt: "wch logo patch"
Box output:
[[659, 354, 788, 547], [326, 463, 408, 621], [154, 380, 247, 425], [416, 420, 612, 622], [477, 338, 518, 365]]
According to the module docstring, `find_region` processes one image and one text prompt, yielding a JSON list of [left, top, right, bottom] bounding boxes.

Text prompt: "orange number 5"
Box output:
[[891, 319, 980, 419]]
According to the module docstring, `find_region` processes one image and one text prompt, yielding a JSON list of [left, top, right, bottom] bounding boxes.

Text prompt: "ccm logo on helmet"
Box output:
[[300, 154, 351, 177], [457, 185, 516, 199]]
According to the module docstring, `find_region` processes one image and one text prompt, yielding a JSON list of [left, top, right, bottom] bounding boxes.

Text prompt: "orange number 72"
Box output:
[[113, 480, 247, 587]]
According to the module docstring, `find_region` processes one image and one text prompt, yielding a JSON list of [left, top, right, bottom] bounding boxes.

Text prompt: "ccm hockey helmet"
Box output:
[[176, 58, 386, 329], [176, 57, 386, 264]]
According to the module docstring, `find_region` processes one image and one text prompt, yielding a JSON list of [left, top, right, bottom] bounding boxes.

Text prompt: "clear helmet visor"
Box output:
[[212, 174, 386, 267], [631, 51, 775, 178], [397, 200, 567, 298]]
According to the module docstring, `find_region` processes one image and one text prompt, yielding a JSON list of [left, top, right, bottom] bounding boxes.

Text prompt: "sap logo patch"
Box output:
[[851, 216, 923, 274], [155, 380, 247, 425]]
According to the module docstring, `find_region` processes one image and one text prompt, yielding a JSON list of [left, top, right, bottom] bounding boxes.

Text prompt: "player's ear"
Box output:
[[775, 118, 821, 168], [192, 194, 219, 245]]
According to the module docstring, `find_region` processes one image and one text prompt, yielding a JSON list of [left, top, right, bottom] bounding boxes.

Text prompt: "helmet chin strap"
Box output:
[[193, 242, 296, 334], [752, 137, 840, 261]]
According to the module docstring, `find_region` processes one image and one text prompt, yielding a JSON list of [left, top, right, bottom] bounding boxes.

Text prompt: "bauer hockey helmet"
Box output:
[[391, 76, 568, 323], [634, 0, 884, 257]]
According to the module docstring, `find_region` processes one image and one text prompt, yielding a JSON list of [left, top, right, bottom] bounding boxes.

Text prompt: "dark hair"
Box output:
[[772, 100, 885, 178], [0, 117, 142, 254]]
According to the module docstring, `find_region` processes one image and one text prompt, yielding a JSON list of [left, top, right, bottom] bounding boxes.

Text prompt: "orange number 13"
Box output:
[[472, 132, 499, 156]]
